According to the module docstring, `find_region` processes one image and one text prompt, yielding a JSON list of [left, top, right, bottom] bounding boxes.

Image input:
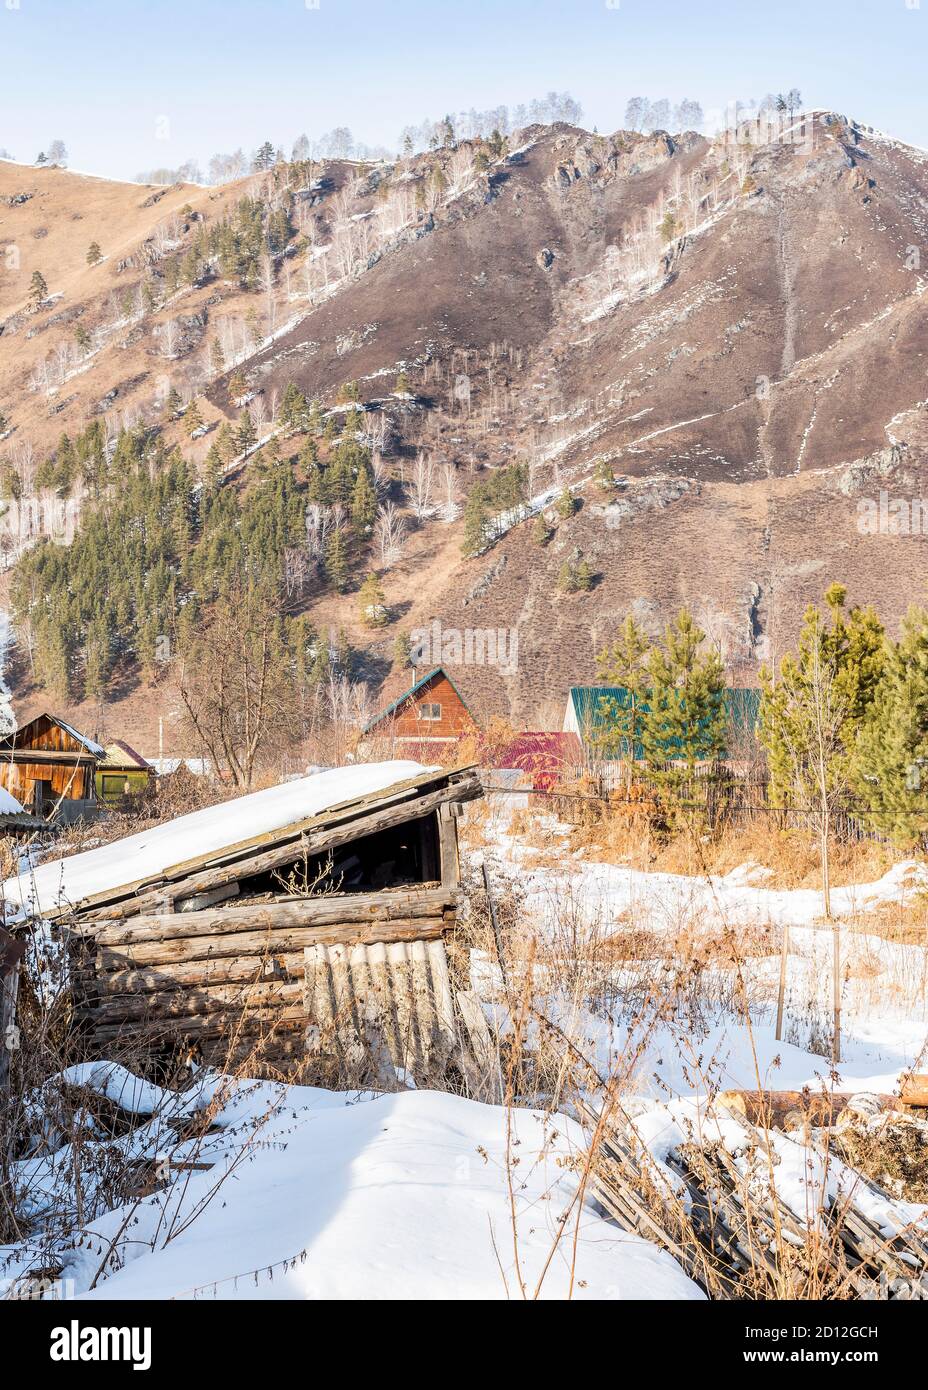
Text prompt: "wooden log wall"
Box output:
[[73, 884, 458, 1066]]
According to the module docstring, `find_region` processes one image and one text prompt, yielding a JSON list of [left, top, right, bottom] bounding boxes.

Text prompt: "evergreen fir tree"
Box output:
[[359, 573, 389, 627], [350, 460, 378, 534], [228, 370, 247, 406], [210, 336, 225, 374], [235, 409, 257, 454], [555, 486, 576, 519], [641, 608, 726, 811], [86, 241, 103, 266], [595, 614, 651, 767], [184, 399, 204, 436], [852, 607, 928, 847], [325, 527, 349, 592], [29, 270, 48, 308]]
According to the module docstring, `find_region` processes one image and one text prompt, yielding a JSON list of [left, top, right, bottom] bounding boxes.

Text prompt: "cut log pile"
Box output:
[[580, 1097, 928, 1300]]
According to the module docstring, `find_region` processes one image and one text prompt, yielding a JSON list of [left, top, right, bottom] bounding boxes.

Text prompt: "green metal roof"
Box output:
[[567, 685, 760, 760]]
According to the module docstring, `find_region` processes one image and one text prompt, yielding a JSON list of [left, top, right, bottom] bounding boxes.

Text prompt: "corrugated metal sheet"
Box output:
[[304, 937, 457, 1088]]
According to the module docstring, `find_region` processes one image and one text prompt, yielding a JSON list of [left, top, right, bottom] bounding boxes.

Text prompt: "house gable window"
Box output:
[[417, 702, 442, 722]]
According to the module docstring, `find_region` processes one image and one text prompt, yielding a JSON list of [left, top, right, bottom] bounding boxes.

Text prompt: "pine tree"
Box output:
[[210, 336, 225, 374], [228, 370, 247, 406], [594, 457, 616, 492], [461, 492, 490, 556], [325, 527, 349, 592], [204, 442, 224, 492], [216, 422, 236, 463], [86, 241, 102, 266], [852, 607, 928, 847], [532, 512, 552, 545], [184, 399, 204, 436], [29, 270, 48, 308], [279, 382, 308, 432], [596, 614, 651, 769], [165, 387, 182, 420], [555, 487, 576, 519], [758, 586, 884, 918], [359, 573, 388, 628], [235, 409, 257, 454], [350, 461, 378, 534], [642, 608, 726, 812]]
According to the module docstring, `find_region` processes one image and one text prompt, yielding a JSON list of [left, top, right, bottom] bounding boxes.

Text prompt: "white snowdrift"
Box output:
[[4, 1077, 701, 1301], [1, 761, 435, 916]]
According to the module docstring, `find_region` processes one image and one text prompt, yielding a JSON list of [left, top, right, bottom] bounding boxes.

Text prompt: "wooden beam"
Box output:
[[89, 886, 455, 944], [89, 1003, 308, 1043], [438, 801, 459, 890], [81, 979, 307, 1025], [95, 914, 448, 971], [89, 951, 309, 996]]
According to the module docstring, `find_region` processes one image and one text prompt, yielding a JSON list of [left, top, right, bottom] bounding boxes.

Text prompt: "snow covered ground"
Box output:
[[2, 1069, 699, 1301], [4, 795, 927, 1301]]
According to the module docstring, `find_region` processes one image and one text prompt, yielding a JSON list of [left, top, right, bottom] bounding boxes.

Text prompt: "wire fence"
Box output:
[[481, 767, 890, 846]]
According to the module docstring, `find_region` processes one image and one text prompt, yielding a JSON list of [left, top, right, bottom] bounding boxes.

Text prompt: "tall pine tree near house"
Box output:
[[852, 606, 928, 847], [761, 584, 885, 813], [596, 614, 651, 776], [641, 608, 726, 814]]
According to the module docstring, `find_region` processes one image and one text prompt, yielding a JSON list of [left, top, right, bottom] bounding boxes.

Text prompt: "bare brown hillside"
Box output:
[[2, 114, 928, 746]]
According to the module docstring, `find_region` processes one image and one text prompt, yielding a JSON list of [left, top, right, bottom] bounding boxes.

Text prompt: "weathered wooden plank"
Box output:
[[438, 801, 459, 890], [91, 952, 308, 996], [92, 888, 455, 945], [97, 914, 448, 971], [89, 1003, 308, 1043], [82, 979, 306, 1025]]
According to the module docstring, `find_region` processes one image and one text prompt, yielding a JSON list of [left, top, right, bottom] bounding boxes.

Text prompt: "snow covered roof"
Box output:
[[2, 761, 442, 917]]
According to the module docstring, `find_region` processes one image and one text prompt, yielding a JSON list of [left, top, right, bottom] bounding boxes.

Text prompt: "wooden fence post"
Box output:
[[833, 924, 841, 1066], [775, 922, 790, 1043], [0, 945, 23, 1097]]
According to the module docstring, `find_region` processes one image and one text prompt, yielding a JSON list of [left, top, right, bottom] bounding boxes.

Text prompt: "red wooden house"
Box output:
[[363, 666, 477, 757]]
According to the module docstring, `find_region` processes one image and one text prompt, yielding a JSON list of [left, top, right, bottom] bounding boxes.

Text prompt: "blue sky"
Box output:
[[1, 0, 926, 179]]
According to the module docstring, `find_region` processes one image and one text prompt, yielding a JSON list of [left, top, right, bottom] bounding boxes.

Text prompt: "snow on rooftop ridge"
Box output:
[[2, 759, 437, 916], [0, 784, 23, 815]]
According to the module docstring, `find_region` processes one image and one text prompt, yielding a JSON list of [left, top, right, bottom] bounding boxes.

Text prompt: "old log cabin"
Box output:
[[0, 713, 104, 821], [2, 761, 486, 1084]]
